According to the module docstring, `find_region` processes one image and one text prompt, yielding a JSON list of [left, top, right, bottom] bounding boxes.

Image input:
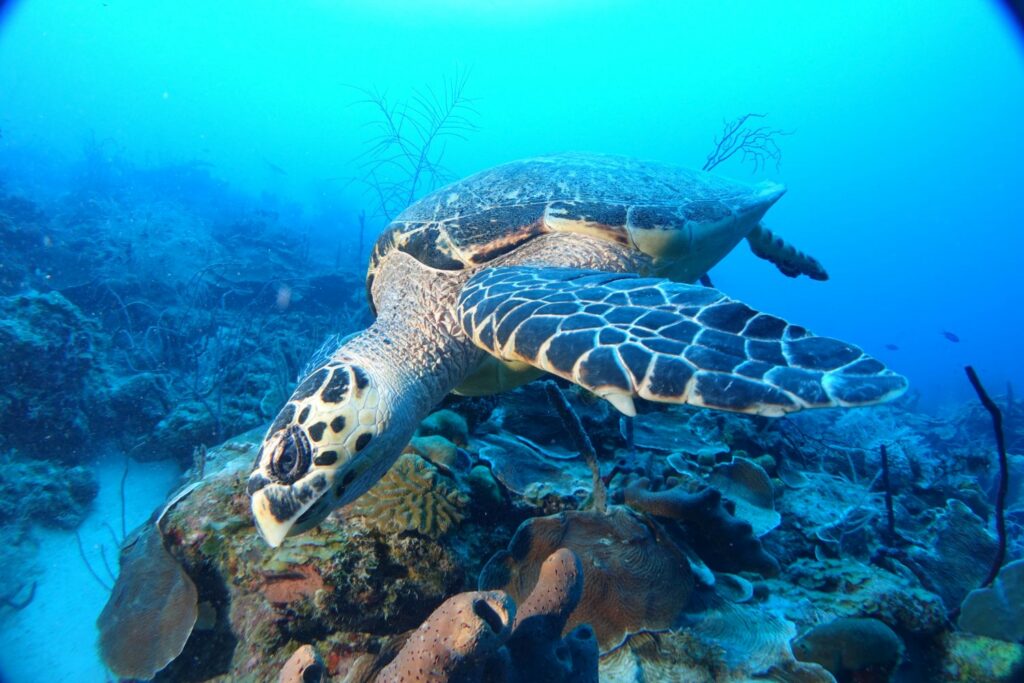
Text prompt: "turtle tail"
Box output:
[[746, 224, 828, 281]]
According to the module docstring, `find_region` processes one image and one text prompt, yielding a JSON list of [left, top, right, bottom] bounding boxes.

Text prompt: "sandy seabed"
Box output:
[[0, 456, 182, 683]]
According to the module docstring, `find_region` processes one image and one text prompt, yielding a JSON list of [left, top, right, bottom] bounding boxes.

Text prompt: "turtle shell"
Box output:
[[366, 152, 783, 297]]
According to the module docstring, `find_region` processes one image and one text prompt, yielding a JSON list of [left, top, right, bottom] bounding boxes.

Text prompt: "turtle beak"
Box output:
[[248, 474, 332, 548]]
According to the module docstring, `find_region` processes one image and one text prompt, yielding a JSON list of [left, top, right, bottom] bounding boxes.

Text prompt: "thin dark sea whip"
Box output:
[[544, 381, 607, 514], [880, 444, 897, 542], [965, 365, 1008, 588]]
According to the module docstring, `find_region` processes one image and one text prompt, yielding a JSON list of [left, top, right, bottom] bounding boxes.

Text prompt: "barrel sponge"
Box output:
[[479, 508, 695, 653], [376, 590, 516, 683], [278, 644, 325, 683], [514, 547, 583, 631]]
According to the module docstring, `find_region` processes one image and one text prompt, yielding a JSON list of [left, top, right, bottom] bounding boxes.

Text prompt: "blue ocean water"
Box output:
[[0, 2, 1022, 682], [2, 1, 1022, 402]]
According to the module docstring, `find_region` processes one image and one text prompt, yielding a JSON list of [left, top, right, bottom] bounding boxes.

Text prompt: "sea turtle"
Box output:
[[248, 153, 905, 547]]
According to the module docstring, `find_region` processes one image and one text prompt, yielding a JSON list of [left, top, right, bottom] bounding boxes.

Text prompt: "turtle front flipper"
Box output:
[[746, 224, 828, 280], [456, 266, 905, 417]]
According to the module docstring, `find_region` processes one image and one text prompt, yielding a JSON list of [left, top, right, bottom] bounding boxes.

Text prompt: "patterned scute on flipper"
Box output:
[[457, 266, 907, 416]]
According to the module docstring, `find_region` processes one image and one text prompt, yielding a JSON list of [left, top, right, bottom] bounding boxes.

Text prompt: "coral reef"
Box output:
[[771, 558, 947, 636], [404, 435, 461, 471], [0, 454, 98, 530], [347, 453, 470, 540], [476, 432, 593, 509], [0, 291, 111, 462], [599, 607, 834, 683]]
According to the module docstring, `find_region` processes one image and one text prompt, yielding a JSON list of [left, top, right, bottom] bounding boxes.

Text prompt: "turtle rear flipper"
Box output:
[[746, 224, 828, 280], [456, 266, 905, 417]]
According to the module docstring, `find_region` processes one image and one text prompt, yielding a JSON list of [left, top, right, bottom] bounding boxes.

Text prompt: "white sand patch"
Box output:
[[0, 455, 182, 683]]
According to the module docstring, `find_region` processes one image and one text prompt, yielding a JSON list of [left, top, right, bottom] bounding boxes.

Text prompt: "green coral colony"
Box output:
[[248, 153, 905, 547]]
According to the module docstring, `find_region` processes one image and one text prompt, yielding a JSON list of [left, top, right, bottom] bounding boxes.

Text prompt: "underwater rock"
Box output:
[[97, 522, 200, 680], [347, 452, 469, 540], [479, 507, 696, 653], [416, 409, 469, 446], [708, 455, 781, 537], [958, 559, 1024, 643], [279, 644, 326, 683], [378, 549, 597, 683], [622, 479, 780, 576], [791, 617, 904, 682], [0, 290, 111, 462]]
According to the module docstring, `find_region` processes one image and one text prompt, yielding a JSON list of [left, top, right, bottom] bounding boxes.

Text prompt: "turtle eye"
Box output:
[[271, 426, 312, 484]]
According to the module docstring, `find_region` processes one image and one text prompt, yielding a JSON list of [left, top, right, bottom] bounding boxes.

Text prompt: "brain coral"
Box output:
[[348, 452, 468, 539]]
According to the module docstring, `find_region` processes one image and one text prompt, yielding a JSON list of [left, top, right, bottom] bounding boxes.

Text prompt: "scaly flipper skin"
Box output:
[[457, 266, 906, 417], [746, 224, 828, 281]]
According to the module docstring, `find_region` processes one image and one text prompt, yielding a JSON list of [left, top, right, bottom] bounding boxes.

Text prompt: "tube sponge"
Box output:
[[377, 590, 515, 683]]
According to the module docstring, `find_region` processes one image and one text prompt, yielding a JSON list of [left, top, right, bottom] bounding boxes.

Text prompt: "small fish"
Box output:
[[884, 343, 899, 351], [941, 330, 960, 343], [262, 157, 288, 176]]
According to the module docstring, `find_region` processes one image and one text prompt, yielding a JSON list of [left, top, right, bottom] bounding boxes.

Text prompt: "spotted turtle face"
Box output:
[[247, 361, 387, 547]]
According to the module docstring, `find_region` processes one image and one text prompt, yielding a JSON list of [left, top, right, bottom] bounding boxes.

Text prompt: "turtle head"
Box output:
[[247, 361, 399, 547]]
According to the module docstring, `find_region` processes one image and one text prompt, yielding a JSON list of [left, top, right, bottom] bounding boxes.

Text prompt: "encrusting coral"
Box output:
[[347, 452, 470, 539], [377, 548, 597, 683]]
